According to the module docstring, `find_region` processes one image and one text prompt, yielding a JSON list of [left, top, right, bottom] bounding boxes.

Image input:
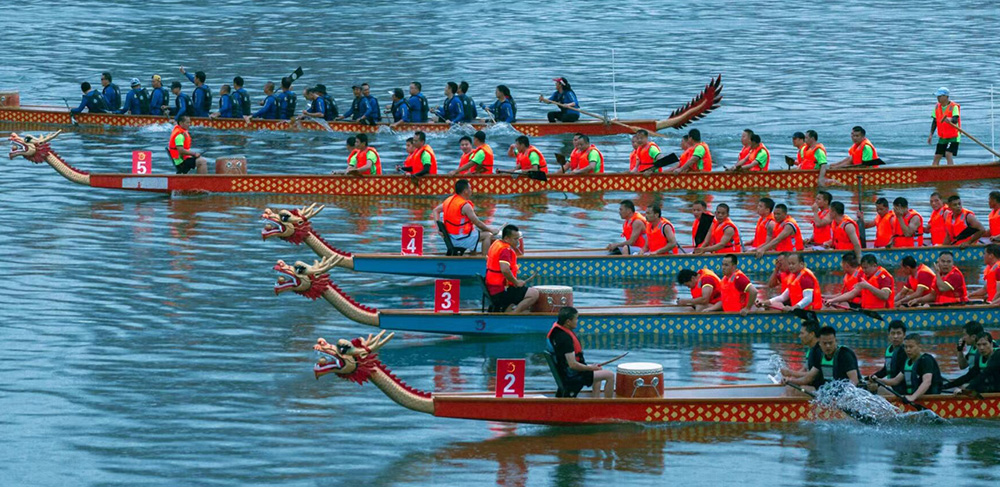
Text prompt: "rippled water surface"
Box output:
[[3, 1, 1000, 485]]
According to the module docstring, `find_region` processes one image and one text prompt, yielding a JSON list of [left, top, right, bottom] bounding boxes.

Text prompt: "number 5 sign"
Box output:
[[132, 150, 152, 174], [401, 224, 423, 255], [434, 279, 460, 313], [496, 359, 525, 398]]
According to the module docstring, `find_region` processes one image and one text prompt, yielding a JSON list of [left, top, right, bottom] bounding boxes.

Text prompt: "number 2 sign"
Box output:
[[401, 224, 423, 255], [495, 359, 525, 398], [434, 279, 460, 313]]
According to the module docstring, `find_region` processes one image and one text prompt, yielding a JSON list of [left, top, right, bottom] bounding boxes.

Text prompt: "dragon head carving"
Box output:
[[272, 255, 342, 299], [9, 131, 60, 163], [261, 203, 324, 243], [313, 331, 395, 383]]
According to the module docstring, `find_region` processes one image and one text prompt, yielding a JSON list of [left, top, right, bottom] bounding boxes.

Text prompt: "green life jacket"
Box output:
[[820, 347, 837, 383]]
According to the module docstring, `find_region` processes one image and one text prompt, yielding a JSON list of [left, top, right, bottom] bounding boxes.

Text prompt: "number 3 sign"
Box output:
[[434, 279, 460, 313], [496, 359, 525, 398]]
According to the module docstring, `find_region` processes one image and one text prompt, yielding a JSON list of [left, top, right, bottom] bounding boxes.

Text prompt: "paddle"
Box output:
[[479, 102, 497, 124], [651, 152, 680, 169], [538, 97, 667, 137], [287, 66, 304, 84], [784, 155, 796, 168], [869, 377, 947, 423], [497, 169, 548, 182], [305, 116, 335, 132], [951, 124, 1000, 160], [859, 157, 885, 167], [62, 98, 79, 126], [855, 175, 868, 248], [784, 382, 877, 425], [555, 153, 568, 173], [597, 352, 629, 367], [826, 302, 885, 322]]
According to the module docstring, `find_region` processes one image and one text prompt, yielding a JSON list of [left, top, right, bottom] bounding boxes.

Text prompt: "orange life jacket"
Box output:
[[679, 146, 695, 166], [748, 144, 770, 171], [935, 267, 967, 304], [906, 264, 936, 292], [346, 148, 360, 168], [985, 262, 1000, 302], [636, 142, 662, 172], [569, 148, 584, 170], [990, 208, 1000, 238], [711, 217, 742, 253], [167, 125, 191, 162], [720, 270, 751, 312], [843, 267, 865, 306], [622, 212, 648, 248], [572, 145, 603, 173], [833, 216, 860, 250], [406, 144, 438, 174], [753, 213, 776, 247], [813, 207, 832, 245], [738, 145, 751, 162], [485, 240, 516, 290], [646, 217, 677, 254], [463, 144, 494, 174], [800, 143, 826, 170], [442, 194, 474, 235], [692, 211, 713, 246], [691, 142, 712, 171], [945, 207, 976, 245], [874, 212, 897, 248], [849, 138, 878, 166], [547, 323, 582, 362], [929, 206, 950, 245], [356, 146, 382, 175], [789, 268, 823, 310], [516, 145, 548, 172], [779, 271, 795, 293], [775, 216, 804, 252], [935, 101, 961, 139], [892, 209, 924, 247], [629, 149, 639, 171], [861, 266, 895, 309], [692, 269, 723, 304]]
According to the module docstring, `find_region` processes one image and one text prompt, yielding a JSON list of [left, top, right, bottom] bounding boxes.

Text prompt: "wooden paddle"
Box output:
[[784, 382, 877, 425], [855, 175, 868, 248], [950, 123, 1000, 160], [597, 352, 629, 367], [62, 98, 79, 126], [538, 97, 667, 137], [784, 155, 796, 168], [826, 302, 885, 322], [869, 377, 947, 423], [497, 169, 548, 182], [651, 152, 680, 169]]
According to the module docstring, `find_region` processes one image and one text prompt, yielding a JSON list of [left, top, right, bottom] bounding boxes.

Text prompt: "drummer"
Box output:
[[485, 224, 539, 313], [547, 306, 614, 398], [783, 326, 861, 391], [606, 200, 648, 255]]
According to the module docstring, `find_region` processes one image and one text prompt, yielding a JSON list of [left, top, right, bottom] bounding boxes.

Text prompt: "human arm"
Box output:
[[354, 150, 376, 174], [962, 215, 986, 246], [252, 96, 276, 118], [498, 260, 525, 288], [785, 367, 819, 386], [462, 203, 496, 234], [755, 223, 791, 256], [499, 102, 515, 123], [825, 286, 861, 306], [448, 98, 465, 124], [71, 94, 88, 114], [564, 351, 600, 372], [695, 226, 734, 253], [677, 283, 715, 306], [174, 96, 188, 122], [653, 224, 678, 255], [856, 277, 892, 302], [966, 355, 1000, 393], [117, 91, 134, 114]]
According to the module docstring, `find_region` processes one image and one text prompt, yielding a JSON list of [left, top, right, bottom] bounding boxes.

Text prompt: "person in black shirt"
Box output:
[[546, 306, 614, 398], [784, 325, 860, 391], [880, 333, 943, 402], [866, 319, 907, 392], [947, 332, 1000, 394], [780, 319, 821, 380]]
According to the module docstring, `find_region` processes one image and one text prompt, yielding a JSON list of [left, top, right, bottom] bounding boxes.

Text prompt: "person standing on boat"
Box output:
[[547, 306, 614, 398], [566, 134, 604, 174], [607, 200, 648, 255], [641, 204, 679, 255], [150, 75, 169, 116], [507, 136, 548, 173], [945, 194, 986, 246], [451, 131, 494, 175], [891, 197, 925, 248], [779, 319, 821, 380], [179, 67, 211, 117], [346, 133, 382, 176], [969, 244, 1000, 304], [432, 179, 497, 254], [720, 254, 757, 315], [70, 82, 109, 114], [485, 224, 539, 313], [169, 81, 193, 123], [878, 333, 943, 402], [784, 326, 860, 390], [484, 85, 516, 124], [671, 128, 713, 173], [865, 320, 907, 393], [731, 133, 769, 171], [807, 191, 834, 246], [432, 82, 465, 124], [403, 131, 437, 176], [822, 252, 865, 308], [694, 203, 742, 254], [457, 81, 477, 122], [118, 78, 150, 115], [826, 201, 862, 262], [858, 198, 896, 248], [754, 204, 804, 257], [927, 192, 951, 245], [690, 200, 714, 247], [210, 84, 234, 119], [388, 88, 411, 125], [100, 72, 121, 112], [894, 256, 937, 307], [946, 332, 1000, 394], [929, 87, 961, 166], [167, 115, 208, 174], [542, 77, 580, 123], [631, 130, 662, 173], [405, 82, 429, 123], [274, 77, 298, 121], [249, 82, 278, 120], [829, 126, 879, 168], [766, 253, 822, 312], [676, 268, 723, 311], [751, 197, 777, 249]]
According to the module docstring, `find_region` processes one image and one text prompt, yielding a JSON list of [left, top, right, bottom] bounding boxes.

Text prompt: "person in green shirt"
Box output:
[[566, 134, 603, 174], [730, 134, 768, 171], [346, 133, 379, 175], [928, 87, 961, 166]]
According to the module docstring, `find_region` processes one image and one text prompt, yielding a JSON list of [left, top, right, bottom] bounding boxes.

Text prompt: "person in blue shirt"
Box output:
[[388, 88, 411, 125], [100, 72, 121, 112], [406, 81, 429, 123], [339, 84, 365, 121], [484, 85, 516, 124], [70, 81, 108, 114], [433, 82, 465, 124], [543, 77, 580, 123], [297, 86, 328, 122], [170, 81, 193, 122], [313, 84, 338, 120], [250, 81, 278, 120], [118, 78, 150, 115], [179, 66, 212, 117], [274, 76, 297, 120], [232, 76, 251, 118], [149, 75, 169, 116], [457, 81, 477, 122], [211, 84, 234, 118], [360, 83, 380, 125]]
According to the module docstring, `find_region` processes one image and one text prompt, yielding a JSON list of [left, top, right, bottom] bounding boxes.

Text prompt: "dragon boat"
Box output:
[[262, 203, 988, 278], [272, 256, 1000, 335], [312, 331, 1000, 425], [0, 76, 721, 136], [10, 131, 1000, 197]]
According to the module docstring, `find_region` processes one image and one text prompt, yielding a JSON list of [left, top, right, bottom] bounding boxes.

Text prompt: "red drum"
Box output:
[[215, 156, 247, 175], [615, 362, 664, 398], [0, 91, 20, 107], [531, 285, 573, 313]]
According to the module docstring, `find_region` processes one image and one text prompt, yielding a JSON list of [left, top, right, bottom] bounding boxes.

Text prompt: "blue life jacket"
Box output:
[[103, 83, 121, 111]]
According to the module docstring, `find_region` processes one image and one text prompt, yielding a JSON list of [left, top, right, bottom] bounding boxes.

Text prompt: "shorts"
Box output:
[[564, 370, 594, 394], [449, 228, 481, 251], [489, 285, 529, 311], [175, 156, 197, 174], [936, 141, 959, 156]]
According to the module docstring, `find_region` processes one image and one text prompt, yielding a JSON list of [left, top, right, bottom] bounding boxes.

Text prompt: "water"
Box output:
[[3, 0, 1000, 485]]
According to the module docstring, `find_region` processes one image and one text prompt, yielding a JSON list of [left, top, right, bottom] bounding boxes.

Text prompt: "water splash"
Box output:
[[812, 380, 901, 423], [761, 354, 786, 384]]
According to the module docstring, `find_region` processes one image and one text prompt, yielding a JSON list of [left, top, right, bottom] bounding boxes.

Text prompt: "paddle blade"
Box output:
[[784, 155, 796, 167], [528, 170, 548, 182], [792, 308, 819, 323], [861, 158, 885, 167], [555, 153, 567, 166], [652, 152, 680, 168], [290, 67, 304, 82]]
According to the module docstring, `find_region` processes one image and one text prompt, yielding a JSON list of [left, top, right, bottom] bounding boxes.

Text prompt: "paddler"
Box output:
[[628, 134, 640, 172], [969, 244, 1000, 305], [676, 268, 723, 311], [485, 224, 539, 313], [878, 333, 943, 402], [167, 115, 208, 174], [857, 198, 896, 248], [945, 194, 986, 246], [345, 133, 381, 176], [894, 256, 937, 307], [432, 179, 497, 254], [249, 82, 278, 120], [765, 253, 822, 312], [452, 136, 474, 175], [826, 201, 862, 262], [100, 72, 122, 112], [150, 75, 169, 116], [989, 191, 1000, 242], [275, 76, 298, 121], [606, 200, 647, 255], [484, 85, 516, 123], [169, 81, 193, 122], [403, 131, 437, 176], [231, 76, 252, 118], [806, 191, 834, 246], [641, 204, 679, 255], [735, 129, 754, 167], [779, 319, 821, 380], [209, 84, 233, 119], [947, 332, 1000, 395], [928, 87, 961, 166], [691, 200, 714, 247], [388, 88, 411, 124], [341, 136, 358, 174], [542, 77, 580, 123], [672, 135, 695, 173], [507, 136, 548, 173], [432, 82, 465, 124], [547, 306, 614, 398], [827, 255, 894, 309], [338, 83, 365, 122], [693, 203, 742, 254], [930, 251, 967, 304], [822, 252, 864, 309], [865, 320, 907, 393], [406, 81, 429, 123], [890, 197, 924, 248], [754, 204, 804, 257], [829, 126, 879, 168], [719, 254, 758, 316], [297, 86, 329, 123], [730, 133, 769, 171], [179, 66, 211, 117], [631, 130, 662, 173], [676, 128, 712, 173], [565, 134, 604, 174], [70, 82, 109, 114], [783, 326, 861, 390], [451, 131, 493, 175], [927, 192, 951, 245], [792, 132, 806, 167], [751, 197, 777, 249], [956, 321, 990, 370], [766, 253, 793, 295], [457, 81, 477, 122], [360, 83, 380, 125], [118, 78, 150, 115], [801, 130, 828, 171]]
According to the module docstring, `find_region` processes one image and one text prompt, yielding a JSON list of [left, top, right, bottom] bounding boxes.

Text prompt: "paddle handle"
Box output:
[[539, 97, 666, 137], [952, 124, 1000, 160], [855, 175, 868, 248], [870, 377, 929, 411]]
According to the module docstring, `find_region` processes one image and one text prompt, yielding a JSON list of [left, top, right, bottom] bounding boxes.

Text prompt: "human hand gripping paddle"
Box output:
[[62, 98, 79, 126], [537, 96, 668, 137], [824, 302, 884, 322], [496, 168, 548, 182], [868, 377, 947, 423]]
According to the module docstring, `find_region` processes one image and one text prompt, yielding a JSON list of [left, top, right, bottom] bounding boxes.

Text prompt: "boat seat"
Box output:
[[434, 221, 466, 256], [476, 273, 502, 313], [543, 349, 578, 398]]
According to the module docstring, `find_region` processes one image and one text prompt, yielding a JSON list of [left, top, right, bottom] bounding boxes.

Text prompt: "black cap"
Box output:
[[314, 84, 328, 95], [171, 81, 182, 89]]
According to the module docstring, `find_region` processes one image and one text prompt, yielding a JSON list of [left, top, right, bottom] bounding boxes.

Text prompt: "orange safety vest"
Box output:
[[167, 125, 191, 163], [441, 194, 474, 235], [892, 209, 924, 247], [833, 216, 860, 250], [646, 217, 677, 254], [622, 212, 648, 248], [861, 266, 895, 309], [843, 267, 865, 306], [935, 267, 967, 304], [720, 270, 752, 312], [679, 146, 695, 166], [906, 264, 936, 292], [935, 101, 961, 139], [873, 212, 897, 248], [406, 144, 438, 174], [748, 144, 770, 171], [779, 271, 795, 293], [813, 207, 832, 245], [849, 138, 878, 166], [636, 142, 662, 173], [547, 323, 583, 363], [468, 144, 495, 174], [691, 142, 712, 171], [775, 216, 804, 252], [692, 211, 713, 246], [990, 208, 1000, 238], [945, 207, 976, 245], [569, 148, 584, 170], [583, 145, 604, 173], [985, 262, 1000, 302], [738, 145, 751, 162], [753, 213, 775, 247], [789, 268, 823, 310], [929, 206, 950, 245], [692, 269, 723, 304], [516, 145, 548, 172], [629, 149, 639, 172], [485, 240, 517, 290], [711, 217, 742, 253], [800, 143, 826, 171], [356, 146, 382, 175]]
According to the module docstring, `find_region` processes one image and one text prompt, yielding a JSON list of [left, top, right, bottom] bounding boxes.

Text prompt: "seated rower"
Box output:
[[827, 254, 895, 309], [945, 194, 986, 246], [894, 256, 936, 307], [564, 134, 604, 174], [675, 135, 693, 167], [807, 190, 834, 246], [946, 332, 1000, 395], [730, 133, 769, 171], [803, 130, 835, 185], [274, 77, 298, 121], [990, 191, 1000, 243], [864, 320, 907, 393], [858, 198, 895, 248], [457, 81, 476, 122], [150, 75, 169, 116], [250, 82, 278, 120], [341, 136, 358, 174], [641, 204, 678, 255], [403, 131, 437, 176], [360, 83, 380, 125], [70, 82, 109, 114], [735, 129, 754, 168], [751, 197, 777, 249], [231, 76, 251, 119], [823, 252, 865, 308], [720, 254, 757, 316], [118, 78, 150, 115], [969, 244, 1000, 305], [754, 203, 804, 257], [297, 86, 329, 123], [167, 115, 208, 174], [169, 81, 193, 122], [792, 131, 806, 167], [826, 201, 862, 262], [628, 135, 640, 172], [676, 268, 723, 311], [930, 250, 967, 304], [547, 306, 614, 398], [432, 81, 465, 124], [829, 125, 879, 169], [543, 77, 580, 123], [783, 326, 861, 391], [693, 203, 742, 254], [99, 72, 122, 112], [891, 197, 924, 248], [210, 84, 234, 119], [179, 66, 212, 118], [346, 133, 381, 176], [484, 85, 516, 123], [690, 200, 715, 248], [338, 83, 364, 122], [671, 128, 712, 173], [765, 253, 822, 312], [449, 131, 494, 175], [388, 88, 411, 124], [403, 81, 429, 124], [431, 179, 497, 254], [452, 136, 475, 175], [779, 319, 821, 379], [928, 192, 951, 245], [878, 333, 943, 402], [631, 130, 662, 173], [955, 321, 997, 370], [485, 225, 539, 313], [507, 135, 548, 173], [766, 252, 792, 296], [606, 200, 647, 255]]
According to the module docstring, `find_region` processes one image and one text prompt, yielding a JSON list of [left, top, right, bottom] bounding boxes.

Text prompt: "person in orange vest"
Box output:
[[484, 224, 539, 313], [403, 131, 437, 176], [931, 250, 968, 304], [822, 252, 865, 308], [507, 135, 548, 173], [894, 256, 937, 307], [564, 133, 604, 174], [945, 194, 986, 246], [792, 131, 806, 167], [829, 255, 894, 309], [450, 130, 494, 175], [431, 179, 498, 254], [719, 254, 758, 316], [606, 200, 648, 255], [754, 204, 804, 257], [928, 191, 951, 245], [167, 114, 208, 174], [764, 253, 822, 312], [751, 197, 777, 249], [672, 128, 712, 173], [451, 135, 475, 175], [858, 198, 896, 248], [691, 200, 714, 247], [630, 129, 663, 173], [826, 201, 862, 262], [928, 87, 961, 166], [766, 252, 793, 296], [830, 125, 879, 168], [641, 204, 678, 255], [807, 190, 834, 246], [890, 197, 924, 247], [989, 191, 1000, 242], [731, 133, 769, 171], [735, 129, 754, 167], [969, 244, 1000, 304], [345, 133, 382, 176], [628, 134, 640, 172], [546, 306, 614, 398], [341, 136, 359, 173], [676, 268, 723, 311], [694, 203, 742, 254]]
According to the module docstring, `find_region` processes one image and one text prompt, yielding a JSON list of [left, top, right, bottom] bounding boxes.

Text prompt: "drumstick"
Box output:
[[523, 272, 538, 283], [597, 352, 629, 367]]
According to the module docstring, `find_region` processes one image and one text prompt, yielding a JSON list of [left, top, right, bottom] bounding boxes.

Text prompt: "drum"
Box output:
[[0, 90, 20, 107], [615, 362, 664, 398], [215, 156, 247, 175], [531, 285, 573, 313]]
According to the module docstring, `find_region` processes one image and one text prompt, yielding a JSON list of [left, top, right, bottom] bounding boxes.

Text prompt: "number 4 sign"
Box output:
[[401, 224, 423, 255], [496, 359, 525, 398], [434, 279, 460, 313]]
